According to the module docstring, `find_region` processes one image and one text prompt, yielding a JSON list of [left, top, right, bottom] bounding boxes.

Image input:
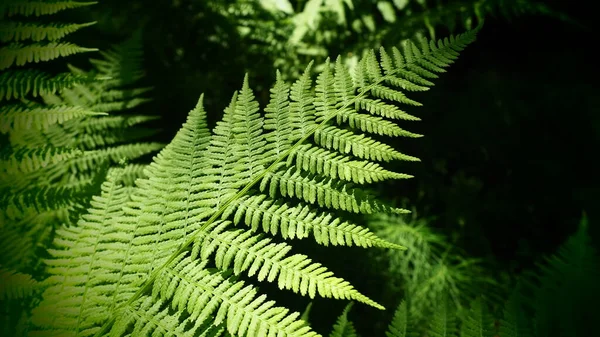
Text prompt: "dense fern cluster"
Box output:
[[1, 1, 162, 335]]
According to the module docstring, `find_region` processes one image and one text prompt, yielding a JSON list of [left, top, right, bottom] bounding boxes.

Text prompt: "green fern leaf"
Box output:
[[0, 145, 81, 175], [460, 298, 495, 337], [0, 69, 101, 101], [0, 267, 39, 300], [386, 300, 416, 337], [0, 42, 98, 70], [0, 21, 96, 42], [498, 290, 532, 337], [0, 208, 59, 269], [329, 302, 360, 337], [110, 295, 227, 337], [0, 103, 105, 133], [300, 302, 313, 324], [428, 293, 459, 337], [0, 166, 104, 215], [152, 255, 319, 337], [0, 0, 97, 18]]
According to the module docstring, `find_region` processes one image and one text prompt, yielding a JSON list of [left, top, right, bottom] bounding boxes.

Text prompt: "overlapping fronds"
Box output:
[[0, 0, 99, 132], [0, 28, 161, 218], [0, 13, 160, 335], [0, 0, 102, 289], [29, 28, 478, 337], [0, 69, 100, 101]]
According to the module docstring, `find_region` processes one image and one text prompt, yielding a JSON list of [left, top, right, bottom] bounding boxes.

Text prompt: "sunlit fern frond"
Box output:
[[29, 28, 478, 337]]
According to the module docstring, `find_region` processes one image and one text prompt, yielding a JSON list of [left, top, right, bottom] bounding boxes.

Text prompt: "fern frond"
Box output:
[[0, 208, 60, 269], [0, 42, 98, 70], [523, 214, 600, 337], [111, 295, 227, 337], [0, 0, 97, 18], [73, 126, 160, 150], [499, 290, 532, 337], [329, 302, 360, 337], [0, 103, 105, 133], [369, 212, 492, 323], [460, 298, 495, 337], [386, 300, 415, 337], [29, 169, 135, 337], [289, 143, 413, 184], [313, 125, 419, 162], [87, 97, 152, 112], [29, 29, 478, 337], [428, 293, 459, 337], [300, 302, 313, 323], [0, 267, 39, 300], [0, 21, 96, 42], [0, 145, 81, 175], [79, 115, 159, 133], [59, 142, 164, 174], [354, 97, 419, 120], [13, 115, 159, 148], [88, 29, 146, 87], [0, 69, 101, 101], [0, 168, 103, 215]]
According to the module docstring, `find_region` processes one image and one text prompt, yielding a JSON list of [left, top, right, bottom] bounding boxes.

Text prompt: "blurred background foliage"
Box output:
[[15, 0, 597, 335]]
